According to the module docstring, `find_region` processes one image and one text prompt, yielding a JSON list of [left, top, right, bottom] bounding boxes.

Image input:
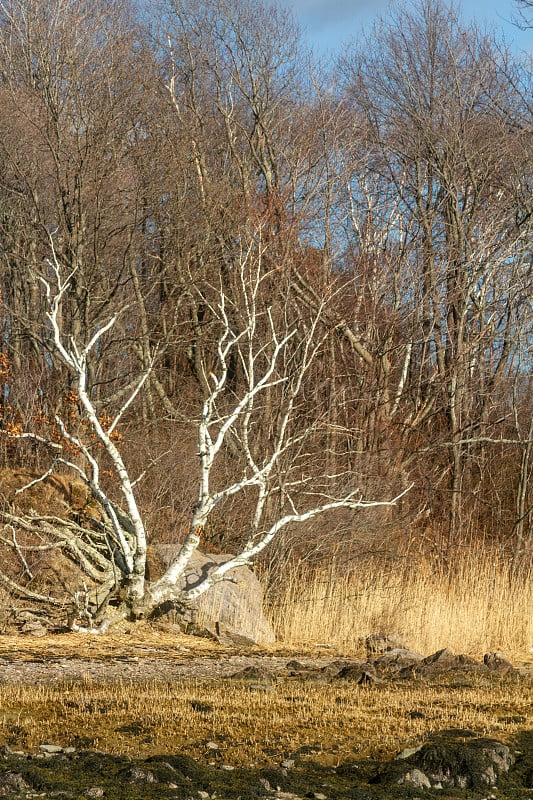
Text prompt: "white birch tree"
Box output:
[[0, 233, 407, 632]]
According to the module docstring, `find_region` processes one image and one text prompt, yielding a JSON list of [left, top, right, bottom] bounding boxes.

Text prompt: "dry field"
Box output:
[[0, 549, 530, 776], [0, 673, 530, 768]]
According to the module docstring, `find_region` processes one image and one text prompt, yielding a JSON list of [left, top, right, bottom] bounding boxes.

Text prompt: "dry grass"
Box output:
[[268, 550, 533, 659], [0, 628, 228, 662], [0, 550, 530, 770], [0, 677, 530, 766]]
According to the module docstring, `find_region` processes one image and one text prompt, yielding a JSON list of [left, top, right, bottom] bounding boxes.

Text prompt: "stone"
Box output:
[[396, 745, 424, 760], [155, 547, 275, 645], [373, 648, 424, 670], [407, 737, 514, 788], [321, 659, 361, 677], [397, 768, 431, 789], [39, 744, 63, 754], [334, 664, 382, 684], [210, 622, 258, 648], [422, 647, 456, 665], [231, 665, 274, 683], [0, 773, 31, 791], [483, 652, 515, 672], [21, 620, 48, 637], [86, 788, 104, 798], [357, 668, 384, 685], [286, 659, 306, 671], [418, 648, 482, 675], [122, 765, 157, 784]]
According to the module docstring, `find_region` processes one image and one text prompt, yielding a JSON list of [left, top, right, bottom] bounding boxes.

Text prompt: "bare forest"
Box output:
[[0, 0, 531, 633]]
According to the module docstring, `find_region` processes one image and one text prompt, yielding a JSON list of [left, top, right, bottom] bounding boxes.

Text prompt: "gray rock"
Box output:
[[86, 788, 104, 798], [231, 664, 274, 683], [422, 647, 457, 665], [156, 547, 275, 645], [396, 745, 424, 760], [408, 737, 514, 788], [335, 664, 382, 685], [21, 620, 48, 637], [418, 648, 482, 675], [209, 622, 258, 648], [483, 652, 515, 672], [374, 648, 424, 670], [285, 659, 306, 671], [321, 659, 362, 677], [397, 768, 431, 789], [123, 765, 157, 784], [0, 773, 31, 791], [39, 744, 63, 754], [358, 668, 384, 685]]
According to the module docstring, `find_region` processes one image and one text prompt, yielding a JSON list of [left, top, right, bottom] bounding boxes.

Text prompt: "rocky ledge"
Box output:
[[0, 728, 531, 799]]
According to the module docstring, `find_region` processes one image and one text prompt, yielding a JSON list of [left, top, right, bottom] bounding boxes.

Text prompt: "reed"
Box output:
[[267, 548, 533, 657]]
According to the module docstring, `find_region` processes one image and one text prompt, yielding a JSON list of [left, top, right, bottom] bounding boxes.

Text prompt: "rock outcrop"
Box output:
[[394, 736, 515, 789]]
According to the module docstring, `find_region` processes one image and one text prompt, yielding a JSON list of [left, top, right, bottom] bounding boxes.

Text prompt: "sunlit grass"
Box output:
[[268, 549, 533, 659], [0, 677, 530, 766]]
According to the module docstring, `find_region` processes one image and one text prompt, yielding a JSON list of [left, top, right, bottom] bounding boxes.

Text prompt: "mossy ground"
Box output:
[[0, 734, 532, 799]]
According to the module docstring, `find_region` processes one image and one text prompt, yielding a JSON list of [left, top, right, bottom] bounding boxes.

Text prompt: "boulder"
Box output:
[[484, 652, 516, 673], [373, 648, 424, 671], [418, 647, 483, 675], [404, 737, 514, 788], [397, 768, 431, 789], [21, 620, 48, 637], [155, 547, 275, 645]]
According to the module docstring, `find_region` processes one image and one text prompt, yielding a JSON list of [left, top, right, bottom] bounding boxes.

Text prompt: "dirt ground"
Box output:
[[0, 626, 532, 685], [0, 626, 348, 684]]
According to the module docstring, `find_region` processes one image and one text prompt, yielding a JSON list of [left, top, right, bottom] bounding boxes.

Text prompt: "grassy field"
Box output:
[[0, 548, 530, 781], [0, 675, 530, 767]]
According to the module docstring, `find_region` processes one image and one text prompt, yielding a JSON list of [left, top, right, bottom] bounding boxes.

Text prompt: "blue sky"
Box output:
[[281, 0, 533, 55]]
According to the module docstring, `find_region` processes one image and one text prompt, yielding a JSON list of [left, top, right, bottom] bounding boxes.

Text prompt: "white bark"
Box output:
[[5, 236, 409, 630], [41, 246, 150, 599]]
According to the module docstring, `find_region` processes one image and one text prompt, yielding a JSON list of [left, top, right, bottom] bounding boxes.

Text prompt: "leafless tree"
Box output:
[[339, 0, 533, 545], [514, 0, 533, 28], [0, 232, 407, 630]]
